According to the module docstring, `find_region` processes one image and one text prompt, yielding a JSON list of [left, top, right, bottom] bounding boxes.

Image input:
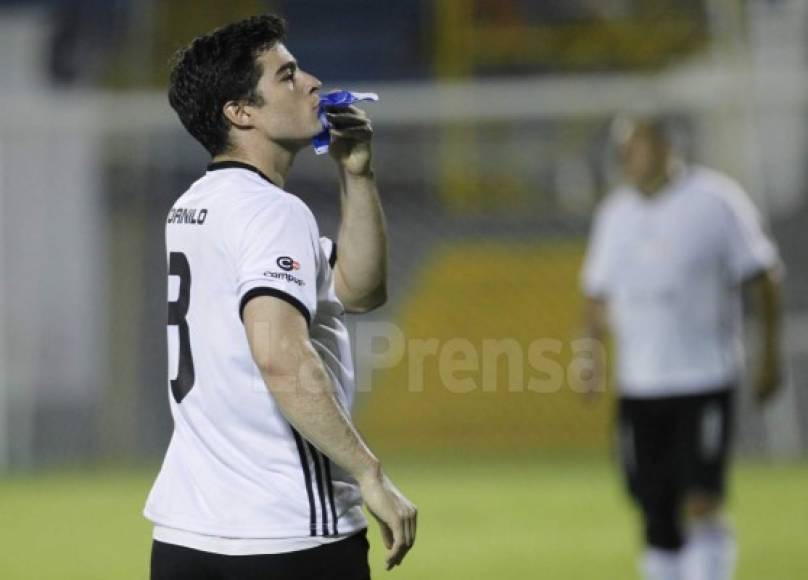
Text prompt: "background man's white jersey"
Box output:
[[144, 162, 366, 549], [582, 165, 780, 398]]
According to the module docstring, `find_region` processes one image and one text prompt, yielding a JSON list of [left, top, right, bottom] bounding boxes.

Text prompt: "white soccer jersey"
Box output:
[[582, 165, 780, 398], [144, 161, 366, 550]]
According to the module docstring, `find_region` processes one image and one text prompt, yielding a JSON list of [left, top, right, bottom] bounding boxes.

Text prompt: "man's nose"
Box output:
[[307, 73, 322, 94]]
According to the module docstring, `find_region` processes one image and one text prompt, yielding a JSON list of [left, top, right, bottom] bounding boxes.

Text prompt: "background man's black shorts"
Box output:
[[151, 529, 370, 580], [617, 388, 734, 506]]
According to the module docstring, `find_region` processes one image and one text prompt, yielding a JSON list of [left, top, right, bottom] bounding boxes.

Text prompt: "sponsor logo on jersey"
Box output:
[[276, 256, 300, 271], [263, 271, 305, 286], [167, 207, 208, 225]]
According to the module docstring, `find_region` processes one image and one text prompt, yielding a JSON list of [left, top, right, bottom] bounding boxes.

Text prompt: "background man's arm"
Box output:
[[243, 296, 416, 569], [744, 268, 784, 403], [579, 296, 609, 399]]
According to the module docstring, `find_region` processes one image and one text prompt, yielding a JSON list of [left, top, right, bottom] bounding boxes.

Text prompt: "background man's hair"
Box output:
[[168, 15, 286, 156], [610, 113, 690, 156]]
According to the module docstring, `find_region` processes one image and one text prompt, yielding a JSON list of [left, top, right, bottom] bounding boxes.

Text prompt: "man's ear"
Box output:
[[223, 100, 254, 129]]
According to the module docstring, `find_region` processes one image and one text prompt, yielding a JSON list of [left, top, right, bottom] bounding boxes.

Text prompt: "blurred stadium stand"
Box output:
[[0, 0, 806, 470]]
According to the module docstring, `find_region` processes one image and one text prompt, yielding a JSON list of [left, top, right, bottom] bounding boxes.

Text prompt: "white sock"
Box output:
[[682, 518, 737, 580], [642, 547, 683, 580]]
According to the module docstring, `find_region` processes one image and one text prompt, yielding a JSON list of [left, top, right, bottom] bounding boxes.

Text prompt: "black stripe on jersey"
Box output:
[[329, 242, 337, 269], [323, 456, 339, 535], [291, 429, 317, 537], [307, 442, 331, 536], [239, 287, 311, 326], [206, 160, 278, 187]]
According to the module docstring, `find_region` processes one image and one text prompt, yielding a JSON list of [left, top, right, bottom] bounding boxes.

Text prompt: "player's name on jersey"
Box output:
[[167, 207, 209, 225]]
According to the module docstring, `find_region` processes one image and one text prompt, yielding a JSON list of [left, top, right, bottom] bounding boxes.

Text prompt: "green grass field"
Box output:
[[1, 457, 806, 580]]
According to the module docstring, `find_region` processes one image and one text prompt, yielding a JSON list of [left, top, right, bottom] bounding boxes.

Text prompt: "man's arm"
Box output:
[[578, 201, 615, 400], [744, 268, 784, 403], [327, 106, 388, 313], [578, 296, 609, 400], [243, 296, 416, 569]]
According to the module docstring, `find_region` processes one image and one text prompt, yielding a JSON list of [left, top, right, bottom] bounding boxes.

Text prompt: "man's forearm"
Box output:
[[584, 297, 608, 343], [261, 339, 380, 482], [580, 297, 609, 394], [754, 270, 783, 365], [335, 169, 388, 310]]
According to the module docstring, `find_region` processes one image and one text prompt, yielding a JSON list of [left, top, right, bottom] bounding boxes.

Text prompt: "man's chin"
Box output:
[[309, 121, 326, 139], [273, 125, 323, 151], [301, 126, 326, 149]]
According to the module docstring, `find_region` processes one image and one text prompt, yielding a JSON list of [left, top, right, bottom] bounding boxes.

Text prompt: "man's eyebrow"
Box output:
[[275, 61, 298, 77]]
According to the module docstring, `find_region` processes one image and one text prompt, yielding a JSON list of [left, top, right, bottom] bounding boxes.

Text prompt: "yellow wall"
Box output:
[[357, 240, 614, 454]]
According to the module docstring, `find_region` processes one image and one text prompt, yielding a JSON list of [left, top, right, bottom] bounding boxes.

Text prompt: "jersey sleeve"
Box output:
[[234, 196, 320, 325], [719, 186, 780, 283], [581, 203, 615, 299]]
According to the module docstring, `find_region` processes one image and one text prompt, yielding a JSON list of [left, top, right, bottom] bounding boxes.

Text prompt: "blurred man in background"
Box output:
[[580, 117, 783, 580], [144, 15, 416, 580]]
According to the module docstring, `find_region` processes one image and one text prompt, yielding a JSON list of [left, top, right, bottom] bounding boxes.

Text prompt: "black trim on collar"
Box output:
[[207, 160, 277, 187]]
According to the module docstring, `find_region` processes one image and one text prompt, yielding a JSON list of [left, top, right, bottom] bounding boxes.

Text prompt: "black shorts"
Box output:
[[150, 530, 370, 580], [617, 388, 734, 506]]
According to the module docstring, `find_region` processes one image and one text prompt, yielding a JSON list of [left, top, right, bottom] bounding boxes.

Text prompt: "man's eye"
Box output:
[[283, 73, 294, 82]]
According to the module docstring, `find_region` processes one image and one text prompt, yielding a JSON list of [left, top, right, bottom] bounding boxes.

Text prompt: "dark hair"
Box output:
[[168, 15, 286, 156], [610, 113, 689, 154]]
